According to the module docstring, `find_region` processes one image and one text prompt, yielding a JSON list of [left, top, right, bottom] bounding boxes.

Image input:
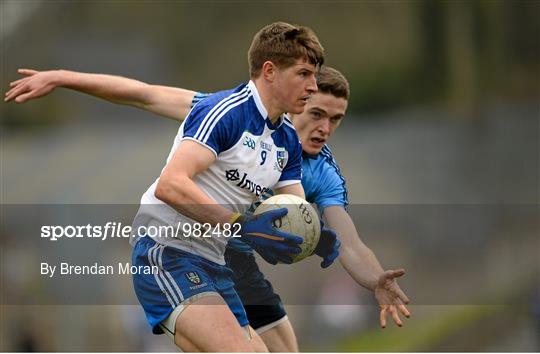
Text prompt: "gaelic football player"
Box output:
[[6, 22, 343, 352], [6, 65, 409, 352]]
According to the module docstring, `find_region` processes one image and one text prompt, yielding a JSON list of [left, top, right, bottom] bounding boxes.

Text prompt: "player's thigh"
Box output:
[[248, 325, 269, 352], [175, 294, 254, 352], [259, 319, 298, 353]]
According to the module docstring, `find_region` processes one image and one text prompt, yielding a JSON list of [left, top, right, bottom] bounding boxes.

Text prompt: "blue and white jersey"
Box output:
[[132, 81, 303, 264], [189, 92, 348, 211]]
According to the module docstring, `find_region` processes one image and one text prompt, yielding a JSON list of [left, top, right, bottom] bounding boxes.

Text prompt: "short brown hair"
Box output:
[[316, 66, 350, 100], [248, 22, 324, 78]]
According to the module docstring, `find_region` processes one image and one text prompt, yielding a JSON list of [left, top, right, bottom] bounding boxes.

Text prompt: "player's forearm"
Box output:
[[324, 206, 384, 291], [339, 240, 384, 291], [155, 175, 234, 226], [56, 70, 194, 121], [57, 70, 151, 108]]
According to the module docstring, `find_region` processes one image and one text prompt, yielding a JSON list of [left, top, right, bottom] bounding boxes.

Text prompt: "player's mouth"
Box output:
[[299, 95, 311, 104], [310, 136, 326, 147]]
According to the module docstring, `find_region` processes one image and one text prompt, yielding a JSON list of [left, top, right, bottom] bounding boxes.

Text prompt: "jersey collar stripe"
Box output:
[[147, 244, 177, 307], [151, 245, 181, 306], [158, 245, 185, 302], [200, 95, 251, 143], [247, 80, 268, 118], [194, 86, 250, 141], [284, 119, 295, 130]]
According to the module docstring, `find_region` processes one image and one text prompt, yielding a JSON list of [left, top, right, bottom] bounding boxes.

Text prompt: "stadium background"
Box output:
[[1, 0, 538, 351]]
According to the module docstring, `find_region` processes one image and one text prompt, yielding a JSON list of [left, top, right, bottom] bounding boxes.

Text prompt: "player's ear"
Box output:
[[261, 61, 276, 82]]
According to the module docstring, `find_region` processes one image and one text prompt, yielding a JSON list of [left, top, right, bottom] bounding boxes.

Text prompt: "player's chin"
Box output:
[[303, 144, 323, 156], [289, 101, 307, 114]]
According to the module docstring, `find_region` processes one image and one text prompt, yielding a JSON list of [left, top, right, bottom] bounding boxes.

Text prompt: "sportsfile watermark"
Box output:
[[0, 204, 537, 305], [40, 221, 242, 241]]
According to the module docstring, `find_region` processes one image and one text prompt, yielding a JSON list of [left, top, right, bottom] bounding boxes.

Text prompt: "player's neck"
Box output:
[[252, 79, 283, 124]]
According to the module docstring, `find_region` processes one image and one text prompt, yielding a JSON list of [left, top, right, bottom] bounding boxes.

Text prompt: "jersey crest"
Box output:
[[275, 149, 288, 172]]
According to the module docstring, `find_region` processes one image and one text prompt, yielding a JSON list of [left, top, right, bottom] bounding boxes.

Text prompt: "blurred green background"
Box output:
[[2, 0, 539, 125], [1, 0, 539, 352]]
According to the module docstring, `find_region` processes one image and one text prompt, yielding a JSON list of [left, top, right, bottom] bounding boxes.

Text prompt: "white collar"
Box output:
[[247, 80, 284, 127], [247, 80, 268, 119]]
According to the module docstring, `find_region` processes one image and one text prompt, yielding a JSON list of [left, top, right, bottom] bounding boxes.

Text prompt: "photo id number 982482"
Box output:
[[180, 222, 241, 238]]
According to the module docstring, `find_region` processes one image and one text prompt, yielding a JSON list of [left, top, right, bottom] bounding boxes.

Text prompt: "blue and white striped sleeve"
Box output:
[[181, 105, 237, 156], [182, 88, 250, 156]]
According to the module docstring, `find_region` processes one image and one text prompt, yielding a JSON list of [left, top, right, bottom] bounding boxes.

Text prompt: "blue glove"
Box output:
[[313, 220, 341, 268], [234, 208, 303, 265]]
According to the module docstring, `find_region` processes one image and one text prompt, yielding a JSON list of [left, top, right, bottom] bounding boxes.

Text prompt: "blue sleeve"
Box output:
[[278, 138, 303, 183], [308, 152, 349, 212], [182, 101, 241, 156], [191, 92, 211, 108], [314, 170, 348, 211]]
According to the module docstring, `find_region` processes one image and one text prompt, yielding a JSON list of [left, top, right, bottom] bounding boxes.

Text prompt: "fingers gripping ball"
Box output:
[[254, 194, 320, 263]]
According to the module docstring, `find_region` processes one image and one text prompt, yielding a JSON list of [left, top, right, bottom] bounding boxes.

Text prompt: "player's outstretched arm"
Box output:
[[4, 68, 196, 121], [323, 205, 411, 328]]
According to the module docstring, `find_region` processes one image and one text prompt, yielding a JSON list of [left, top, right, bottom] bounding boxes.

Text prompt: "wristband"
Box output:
[[229, 212, 242, 224]]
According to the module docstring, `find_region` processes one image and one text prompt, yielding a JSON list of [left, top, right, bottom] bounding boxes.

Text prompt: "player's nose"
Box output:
[[306, 74, 317, 94], [318, 119, 330, 134]]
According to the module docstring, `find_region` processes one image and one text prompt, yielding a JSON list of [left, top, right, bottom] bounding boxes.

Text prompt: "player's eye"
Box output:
[[311, 111, 322, 119]]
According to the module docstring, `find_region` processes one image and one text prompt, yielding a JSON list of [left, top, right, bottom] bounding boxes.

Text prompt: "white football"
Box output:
[[254, 194, 320, 263]]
